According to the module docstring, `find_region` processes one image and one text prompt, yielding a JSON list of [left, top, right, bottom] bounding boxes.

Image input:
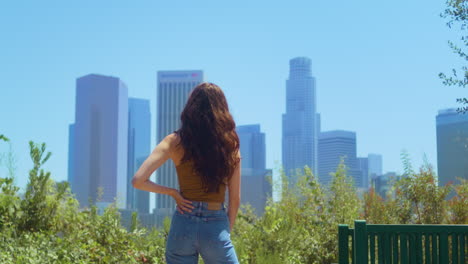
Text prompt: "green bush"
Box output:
[[231, 160, 360, 264], [0, 136, 466, 263], [0, 137, 167, 263]]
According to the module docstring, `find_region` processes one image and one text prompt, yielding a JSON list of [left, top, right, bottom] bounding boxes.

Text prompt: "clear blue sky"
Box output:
[[0, 1, 464, 201]]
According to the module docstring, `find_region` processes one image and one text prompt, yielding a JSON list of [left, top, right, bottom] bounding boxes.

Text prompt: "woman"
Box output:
[[132, 82, 241, 264]]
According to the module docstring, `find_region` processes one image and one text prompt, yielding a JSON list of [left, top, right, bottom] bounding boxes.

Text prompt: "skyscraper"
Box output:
[[236, 124, 271, 215], [155, 70, 203, 220], [127, 98, 151, 214], [316, 113, 321, 135], [237, 124, 266, 176], [368, 154, 383, 178], [71, 74, 128, 209], [318, 130, 360, 186], [282, 57, 319, 182], [436, 108, 468, 187], [357, 157, 368, 189], [358, 154, 383, 189]]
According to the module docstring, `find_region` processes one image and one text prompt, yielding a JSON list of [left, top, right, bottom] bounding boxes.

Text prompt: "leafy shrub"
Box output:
[[0, 136, 466, 263], [231, 161, 360, 264]]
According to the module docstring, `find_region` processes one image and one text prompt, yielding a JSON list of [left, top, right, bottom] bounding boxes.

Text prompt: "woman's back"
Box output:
[[167, 132, 238, 263], [132, 82, 240, 264], [172, 133, 227, 203]]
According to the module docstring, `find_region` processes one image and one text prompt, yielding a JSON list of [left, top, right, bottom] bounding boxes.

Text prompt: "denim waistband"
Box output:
[[190, 201, 225, 210]]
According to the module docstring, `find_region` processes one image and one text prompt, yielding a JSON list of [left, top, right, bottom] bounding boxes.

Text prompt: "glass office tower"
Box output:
[[318, 130, 360, 186], [71, 74, 128, 209], [237, 124, 271, 215], [282, 57, 319, 183], [436, 108, 468, 187]]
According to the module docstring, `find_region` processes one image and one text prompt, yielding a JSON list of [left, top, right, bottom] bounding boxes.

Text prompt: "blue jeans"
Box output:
[[165, 201, 239, 264]]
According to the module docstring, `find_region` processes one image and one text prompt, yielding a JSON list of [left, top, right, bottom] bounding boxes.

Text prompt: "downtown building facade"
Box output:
[[127, 98, 151, 214], [368, 153, 383, 179], [318, 130, 361, 186], [436, 108, 468, 187], [282, 57, 320, 183], [155, 70, 203, 221], [236, 124, 272, 216], [357, 157, 368, 189], [69, 74, 128, 209], [357, 153, 383, 189]]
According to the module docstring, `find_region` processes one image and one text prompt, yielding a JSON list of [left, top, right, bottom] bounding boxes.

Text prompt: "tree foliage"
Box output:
[[0, 137, 466, 263], [231, 161, 360, 264], [0, 138, 168, 263], [448, 178, 468, 223], [439, 0, 468, 113]]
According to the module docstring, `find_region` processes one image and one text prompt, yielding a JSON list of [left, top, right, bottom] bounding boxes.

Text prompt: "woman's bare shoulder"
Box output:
[[164, 132, 181, 145], [165, 132, 184, 164]]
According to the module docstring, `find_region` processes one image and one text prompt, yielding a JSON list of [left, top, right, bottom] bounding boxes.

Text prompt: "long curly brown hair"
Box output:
[[175, 82, 240, 193]]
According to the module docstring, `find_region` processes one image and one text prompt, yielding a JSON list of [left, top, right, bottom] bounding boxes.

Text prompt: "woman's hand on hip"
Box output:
[[170, 189, 194, 214]]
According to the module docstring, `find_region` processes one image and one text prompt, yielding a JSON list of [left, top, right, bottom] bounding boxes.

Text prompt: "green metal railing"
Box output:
[[338, 220, 468, 264]]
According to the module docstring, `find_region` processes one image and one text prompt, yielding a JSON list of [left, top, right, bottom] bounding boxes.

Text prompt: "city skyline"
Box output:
[[61, 70, 465, 215], [0, 1, 463, 195]]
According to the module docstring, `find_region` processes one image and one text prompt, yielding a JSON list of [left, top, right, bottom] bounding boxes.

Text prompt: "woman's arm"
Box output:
[[227, 151, 241, 231], [131, 133, 194, 213]]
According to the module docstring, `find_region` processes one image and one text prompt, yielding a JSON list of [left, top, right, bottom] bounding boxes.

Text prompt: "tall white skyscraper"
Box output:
[[71, 74, 128, 209], [155, 70, 203, 220], [282, 57, 319, 182]]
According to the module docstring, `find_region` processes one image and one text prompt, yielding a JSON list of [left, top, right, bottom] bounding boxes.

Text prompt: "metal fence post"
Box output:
[[354, 220, 368, 264], [339, 224, 350, 264]]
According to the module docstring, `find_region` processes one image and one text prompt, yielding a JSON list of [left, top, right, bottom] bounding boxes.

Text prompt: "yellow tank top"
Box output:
[[175, 160, 226, 203]]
